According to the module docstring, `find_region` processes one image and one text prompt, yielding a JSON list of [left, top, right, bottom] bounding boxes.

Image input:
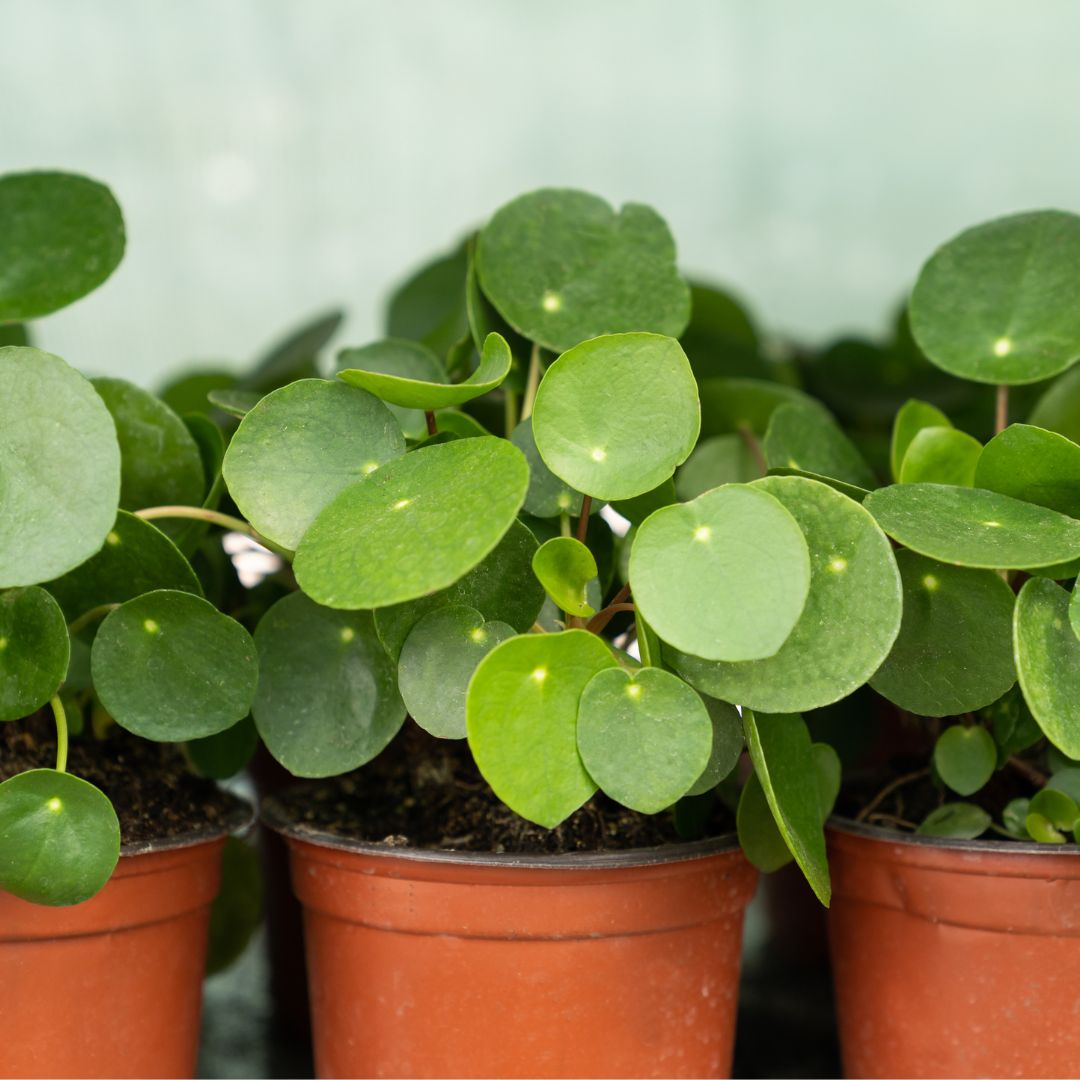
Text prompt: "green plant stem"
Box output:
[[576, 495, 592, 543], [67, 603, 120, 636], [737, 423, 768, 476], [135, 506, 292, 559], [50, 695, 68, 774], [425, 410, 438, 436], [560, 513, 571, 538], [521, 342, 542, 420], [503, 387, 519, 437], [995, 384, 1009, 435]]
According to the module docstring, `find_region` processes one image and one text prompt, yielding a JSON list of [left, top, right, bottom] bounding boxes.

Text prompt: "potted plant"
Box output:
[[817, 210, 1080, 1078], [0, 170, 256, 1077]]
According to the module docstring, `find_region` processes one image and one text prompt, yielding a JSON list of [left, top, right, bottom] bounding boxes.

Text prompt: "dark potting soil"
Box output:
[[274, 724, 736, 855], [0, 712, 246, 846]]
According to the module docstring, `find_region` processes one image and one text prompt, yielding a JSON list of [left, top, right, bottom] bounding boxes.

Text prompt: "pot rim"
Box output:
[[828, 814, 1078, 857], [119, 797, 254, 858], [261, 793, 741, 870]]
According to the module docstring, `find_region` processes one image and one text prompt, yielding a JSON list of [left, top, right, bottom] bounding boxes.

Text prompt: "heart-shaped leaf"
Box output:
[[675, 435, 760, 500], [865, 484, 1080, 569], [975, 424, 1080, 519], [899, 426, 981, 486], [917, 802, 991, 839], [295, 437, 528, 609], [0, 769, 120, 905], [891, 399, 952, 481], [0, 171, 125, 320], [764, 404, 876, 489], [532, 333, 699, 501], [910, 210, 1080, 385], [476, 188, 690, 352], [466, 629, 615, 828], [532, 537, 597, 618], [92, 590, 258, 741], [630, 483, 810, 662], [510, 416, 585, 518], [253, 592, 404, 777], [670, 476, 902, 712], [222, 378, 405, 550], [0, 588, 69, 722], [576, 666, 712, 814], [0, 347, 120, 587], [685, 696, 744, 796], [870, 551, 1016, 717], [933, 724, 998, 796]]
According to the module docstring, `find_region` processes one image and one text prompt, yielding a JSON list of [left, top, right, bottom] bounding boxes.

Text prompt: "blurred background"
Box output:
[[4, 0, 1080, 385]]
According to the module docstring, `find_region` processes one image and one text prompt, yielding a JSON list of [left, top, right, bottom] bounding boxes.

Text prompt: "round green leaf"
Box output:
[[1003, 797, 1030, 837], [0, 769, 120, 905], [1029, 364, 1080, 445], [253, 592, 404, 777], [476, 188, 690, 353], [917, 802, 991, 839], [187, 715, 258, 780], [0, 347, 121, 587], [933, 724, 998, 796], [1025, 811, 1067, 844], [630, 483, 811, 662], [669, 477, 902, 711], [91, 590, 258, 741], [0, 588, 69, 722], [46, 510, 202, 622], [0, 171, 125, 321], [373, 519, 544, 660], [899, 426, 981, 487], [158, 368, 236, 417], [436, 410, 490, 438], [698, 377, 829, 440], [1015, 577, 1080, 758], [870, 551, 1016, 717], [466, 629, 615, 828], [207, 388, 261, 418], [910, 210, 1080, 385], [675, 434, 759, 501], [295, 437, 528, 609], [576, 667, 712, 814], [891, 399, 953, 482], [975, 424, 1080, 518], [397, 605, 515, 739], [339, 332, 511, 410], [223, 379, 405, 550], [685, 696, 744, 796], [865, 483, 1080, 569], [764, 404, 876, 489], [510, 416, 584, 518], [532, 333, 699, 501], [532, 537, 597, 618], [1029, 788, 1080, 832]]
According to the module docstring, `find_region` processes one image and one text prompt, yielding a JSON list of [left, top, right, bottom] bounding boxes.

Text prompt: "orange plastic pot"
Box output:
[[827, 819, 1080, 1079], [266, 799, 758, 1079], [0, 831, 232, 1079]]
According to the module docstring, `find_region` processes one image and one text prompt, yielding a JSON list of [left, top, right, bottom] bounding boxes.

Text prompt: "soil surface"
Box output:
[[1, 712, 247, 846], [273, 724, 735, 855]]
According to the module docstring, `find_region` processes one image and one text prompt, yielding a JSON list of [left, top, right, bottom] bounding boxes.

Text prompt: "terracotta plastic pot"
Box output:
[[0, 826, 238, 1079], [265, 799, 758, 1079], [828, 818, 1080, 1079]]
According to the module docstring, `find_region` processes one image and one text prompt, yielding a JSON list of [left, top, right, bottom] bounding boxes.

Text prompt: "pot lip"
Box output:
[[261, 793, 741, 870], [828, 814, 1077, 857], [119, 797, 254, 858]]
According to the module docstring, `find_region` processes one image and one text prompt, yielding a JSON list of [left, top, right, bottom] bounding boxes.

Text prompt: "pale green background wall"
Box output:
[[3, 0, 1080, 384]]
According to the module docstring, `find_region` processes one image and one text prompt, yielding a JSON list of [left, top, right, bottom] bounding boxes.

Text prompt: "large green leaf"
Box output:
[[253, 592, 404, 776], [338, 332, 511, 410], [865, 483, 1080, 569], [763, 404, 876, 488], [0, 347, 121, 587], [397, 604, 515, 739], [576, 667, 712, 814], [898, 427, 981, 486], [295, 437, 528, 609], [532, 537, 597, 618], [670, 476, 902, 712], [222, 379, 405, 550], [890, 398, 952, 482], [909, 210, 1080, 385], [975, 424, 1080, 518], [630, 483, 810, 662], [476, 188, 690, 353], [870, 551, 1016, 717], [1014, 577, 1080, 757], [92, 590, 258, 741], [0, 588, 69, 722], [0, 769, 120, 905], [933, 724, 998, 796], [0, 171, 125, 321], [466, 629, 615, 827], [510, 416, 585, 518], [675, 434, 759, 500], [531, 333, 699, 501]]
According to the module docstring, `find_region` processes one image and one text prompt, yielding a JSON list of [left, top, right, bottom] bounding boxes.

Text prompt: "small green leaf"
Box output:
[[933, 725, 998, 796], [171, 414, 228, 556], [510, 416, 584, 518], [736, 769, 792, 872], [764, 404, 876, 489], [1029, 788, 1080, 831], [0, 171, 125, 320], [1002, 797, 1030, 837], [675, 434, 759, 500], [891, 399, 952, 482], [205, 837, 264, 975], [975, 424, 1080, 519], [187, 716, 258, 780], [532, 537, 598, 618], [0, 588, 69, 722], [1025, 812, 1066, 844], [532, 333, 699, 501], [870, 551, 1016, 717], [0, 769, 120, 905], [242, 309, 342, 392], [631, 483, 810, 662], [576, 667, 713, 814], [206, 388, 261, 418], [466, 630, 615, 827], [387, 244, 468, 358], [398, 605, 515, 739], [1029, 364, 1080, 445], [476, 188, 690, 353], [0, 347, 120, 587], [92, 590, 258, 741], [436, 411, 490, 438], [1047, 767, 1080, 804], [295, 437, 528, 609], [253, 592, 404, 777], [899, 426, 981, 487], [222, 379, 405, 550], [910, 210, 1080, 385], [865, 484, 1080, 569], [158, 369, 235, 417], [917, 802, 991, 839], [698, 377, 829, 440], [685, 697, 744, 796]]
